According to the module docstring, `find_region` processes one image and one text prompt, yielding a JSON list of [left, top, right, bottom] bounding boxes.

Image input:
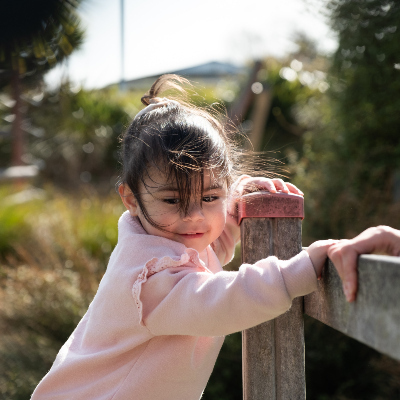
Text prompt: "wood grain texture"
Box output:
[[304, 255, 400, 361], [241, 217, 305, 400]]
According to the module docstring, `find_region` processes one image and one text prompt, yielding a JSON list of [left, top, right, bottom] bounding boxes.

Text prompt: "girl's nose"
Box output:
[[182, 203, 205, 221]]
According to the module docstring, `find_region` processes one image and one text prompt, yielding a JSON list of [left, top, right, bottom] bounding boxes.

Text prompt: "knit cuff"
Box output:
[[279, 250, 318, 299]]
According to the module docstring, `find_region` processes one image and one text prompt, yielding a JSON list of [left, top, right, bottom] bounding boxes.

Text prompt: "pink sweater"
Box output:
[[31, 211, 317, 400]]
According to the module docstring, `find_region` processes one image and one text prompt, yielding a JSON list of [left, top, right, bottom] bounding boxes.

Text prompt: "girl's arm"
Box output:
[[212, 175, 304, 265], [139, 249, 319, 337], [136, 242, 336, 338]]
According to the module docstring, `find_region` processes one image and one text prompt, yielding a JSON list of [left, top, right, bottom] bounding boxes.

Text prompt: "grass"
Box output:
[[0, 183, 125, 398]]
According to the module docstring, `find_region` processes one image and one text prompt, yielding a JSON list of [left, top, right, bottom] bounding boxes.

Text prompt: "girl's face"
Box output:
[[119, 167, 228, 254]]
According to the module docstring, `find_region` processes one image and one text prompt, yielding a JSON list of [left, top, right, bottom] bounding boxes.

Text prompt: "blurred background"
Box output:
[[0, 0, 399, 398]]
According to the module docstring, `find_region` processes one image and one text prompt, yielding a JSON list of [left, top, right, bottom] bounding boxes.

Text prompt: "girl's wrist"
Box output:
[[306, 240, 340, 279]]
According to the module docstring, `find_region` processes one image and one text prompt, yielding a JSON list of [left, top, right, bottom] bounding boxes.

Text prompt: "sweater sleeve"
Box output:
[[139, 250, 317, 337]]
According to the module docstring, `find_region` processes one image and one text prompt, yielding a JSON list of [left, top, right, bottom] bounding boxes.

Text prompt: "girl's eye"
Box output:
[[163, 198, 180, 205], [202, 195, 218, 203]]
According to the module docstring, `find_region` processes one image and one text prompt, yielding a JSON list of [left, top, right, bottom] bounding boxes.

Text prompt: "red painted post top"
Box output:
[[238, 191, 304, 224]]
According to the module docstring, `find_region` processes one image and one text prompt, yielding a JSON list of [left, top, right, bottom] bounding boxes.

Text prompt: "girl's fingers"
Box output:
[[328, 241, 358, 302], [286, 182, 304, 196], [260, 178, 278, 193], [270, 179, 304, 195], [340, 250, 359, 302], [240, 178, 276, 194], [270, 179, 289, 193], [239, 178, 305, 195]]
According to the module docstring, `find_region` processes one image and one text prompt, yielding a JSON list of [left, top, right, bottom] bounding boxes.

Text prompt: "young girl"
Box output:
[[32, 75, 336, 400]]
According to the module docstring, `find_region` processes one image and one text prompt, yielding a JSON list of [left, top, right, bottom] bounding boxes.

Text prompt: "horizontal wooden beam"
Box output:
[[304, 255, 400, 361]]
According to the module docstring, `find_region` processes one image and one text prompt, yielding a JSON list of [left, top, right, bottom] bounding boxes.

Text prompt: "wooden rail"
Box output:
[[305, 255, 400, 361], [239, 191, 400, 400]]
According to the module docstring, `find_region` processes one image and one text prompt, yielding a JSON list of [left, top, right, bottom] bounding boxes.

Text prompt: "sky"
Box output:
[[45, 0, 337, 89]]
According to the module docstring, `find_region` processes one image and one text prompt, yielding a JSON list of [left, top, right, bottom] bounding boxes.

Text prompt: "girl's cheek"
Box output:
[[209, 201, 228, 219], [147, 204, 179, 221], [221, 198, 228, 212]]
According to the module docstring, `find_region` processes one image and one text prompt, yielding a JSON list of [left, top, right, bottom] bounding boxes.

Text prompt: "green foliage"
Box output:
[[0, 81, 224, 186], [248, 48, 329, 176], [329, 0, 400, 186], [260, 58, 313, 155], [22, 84, 132, 186], [0, 0, 85, 88], [0, 192, 32, 255], [0, 186, 124, 397], [291, 0, 400, 241], [0, 327, 58, 400]]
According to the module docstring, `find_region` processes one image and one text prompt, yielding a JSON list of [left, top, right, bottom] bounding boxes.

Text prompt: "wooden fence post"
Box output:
[[239, 191, 305, 400]]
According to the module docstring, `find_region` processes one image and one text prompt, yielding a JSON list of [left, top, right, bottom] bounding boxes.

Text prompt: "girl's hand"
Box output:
[[234, 176, 304, 197], [328, 226, 400, 303], [228, 175, 304, 219], [306, 240, 340, 279]]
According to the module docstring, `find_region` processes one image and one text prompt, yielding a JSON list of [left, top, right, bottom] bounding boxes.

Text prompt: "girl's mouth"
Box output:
[[179, 233, 204, 238]]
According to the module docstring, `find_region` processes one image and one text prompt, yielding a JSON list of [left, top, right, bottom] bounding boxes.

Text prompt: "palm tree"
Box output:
[[0, 0, 85, 166]]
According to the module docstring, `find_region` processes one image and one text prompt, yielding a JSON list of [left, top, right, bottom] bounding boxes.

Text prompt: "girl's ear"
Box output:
[[118, 184, 139, 217]]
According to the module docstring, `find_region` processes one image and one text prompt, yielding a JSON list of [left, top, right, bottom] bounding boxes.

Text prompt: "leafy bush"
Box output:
[[0, 185, 124, 397], [25, 85, 131, 188]]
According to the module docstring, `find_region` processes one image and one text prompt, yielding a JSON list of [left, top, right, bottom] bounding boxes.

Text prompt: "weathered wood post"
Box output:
[[239, 191, 305, 400]]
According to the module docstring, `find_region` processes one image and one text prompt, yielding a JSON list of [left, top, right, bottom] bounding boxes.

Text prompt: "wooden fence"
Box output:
[[239, 191, 400, 400]]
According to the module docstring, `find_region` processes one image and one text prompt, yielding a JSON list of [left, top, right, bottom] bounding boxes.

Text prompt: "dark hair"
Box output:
[[119, 74, 257, 229]]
